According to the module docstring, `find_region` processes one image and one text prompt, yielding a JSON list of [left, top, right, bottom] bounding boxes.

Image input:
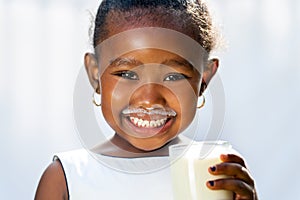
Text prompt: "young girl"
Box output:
[[35, 0, 258, 199]]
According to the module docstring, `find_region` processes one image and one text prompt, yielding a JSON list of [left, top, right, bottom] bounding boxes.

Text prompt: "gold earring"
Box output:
[[92, 90, 101, 107], [197, 95, 206, 109]]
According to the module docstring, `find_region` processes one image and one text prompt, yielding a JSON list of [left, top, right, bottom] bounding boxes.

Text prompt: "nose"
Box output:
[[129, 83, 166, 108]]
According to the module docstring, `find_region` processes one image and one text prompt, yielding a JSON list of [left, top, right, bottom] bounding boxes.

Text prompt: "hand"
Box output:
[[206, 154, 258, 200]]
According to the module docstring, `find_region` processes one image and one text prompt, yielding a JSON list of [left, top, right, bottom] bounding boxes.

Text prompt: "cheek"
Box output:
[[100, 78, 124, 128], [179, 94, 197, 129], [181, 97, 198, 131], [167, 82, 198, 132], [101, 78, 139, 128], [107, 80, 139, 110]]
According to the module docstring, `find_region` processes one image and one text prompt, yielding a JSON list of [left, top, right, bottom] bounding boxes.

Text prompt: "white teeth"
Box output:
[[137, 119, 143, 127], [150, 121, 156, 128], [129, 117, 167, 128], [156, 120, 161, 127], [160, 119, 165, 124], [142, 120, 149, 128]]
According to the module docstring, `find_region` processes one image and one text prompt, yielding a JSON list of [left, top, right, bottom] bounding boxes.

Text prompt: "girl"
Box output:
[[35, 0, 258, 199]]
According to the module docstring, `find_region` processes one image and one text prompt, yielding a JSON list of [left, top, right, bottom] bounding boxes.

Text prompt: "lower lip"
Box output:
[[123, 117, 174, 138]]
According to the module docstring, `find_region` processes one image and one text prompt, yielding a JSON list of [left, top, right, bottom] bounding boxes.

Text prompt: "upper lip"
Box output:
[[122, 106, 177, 118]]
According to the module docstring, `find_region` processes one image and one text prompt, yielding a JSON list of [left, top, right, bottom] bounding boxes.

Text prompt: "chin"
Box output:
[[130, 137, 171, 152]]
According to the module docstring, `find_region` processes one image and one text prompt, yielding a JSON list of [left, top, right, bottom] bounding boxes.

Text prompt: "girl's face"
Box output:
[[85, 15, 219, 151], [99, 48, 202, 151]]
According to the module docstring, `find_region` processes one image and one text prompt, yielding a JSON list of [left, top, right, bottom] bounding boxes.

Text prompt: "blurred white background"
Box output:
[[0, 0, 299, 199]]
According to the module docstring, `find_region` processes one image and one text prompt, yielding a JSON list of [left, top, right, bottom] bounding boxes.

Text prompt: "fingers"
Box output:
[[220, 154, 246, 168], [208, 162, 255, 187], [207, 154, 258, 199], [206, 178, 256, 200]]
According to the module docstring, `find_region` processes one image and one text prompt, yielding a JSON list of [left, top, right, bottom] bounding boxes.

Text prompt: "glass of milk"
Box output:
[[169, 141, 237, 200]]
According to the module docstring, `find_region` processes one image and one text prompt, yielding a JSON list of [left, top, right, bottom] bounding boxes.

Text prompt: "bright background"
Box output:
[[1, 0, 299, 199]]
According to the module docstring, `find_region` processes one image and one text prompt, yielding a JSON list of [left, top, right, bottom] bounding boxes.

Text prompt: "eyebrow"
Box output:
[[109, 57, 143, 67], [161, 58, 194, 71], [109, 57, 195, 71]]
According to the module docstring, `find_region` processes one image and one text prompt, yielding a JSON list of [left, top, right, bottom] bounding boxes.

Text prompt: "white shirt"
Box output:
[[55, 149, 174, 200]]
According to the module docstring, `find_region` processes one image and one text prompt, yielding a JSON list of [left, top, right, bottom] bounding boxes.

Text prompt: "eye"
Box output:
[[164, 73, 189, 81], [113, 71, 139, 80]]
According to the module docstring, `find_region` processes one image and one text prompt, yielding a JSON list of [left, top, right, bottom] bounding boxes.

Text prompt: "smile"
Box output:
[[122, 114, 175, 138], [121, 106, 177, 138], [129, 116, 168, 128]]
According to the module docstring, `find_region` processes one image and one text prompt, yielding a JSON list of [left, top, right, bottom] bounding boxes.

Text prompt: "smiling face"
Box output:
[[100, 48, 201, 151], [84, 8, 219, 153]]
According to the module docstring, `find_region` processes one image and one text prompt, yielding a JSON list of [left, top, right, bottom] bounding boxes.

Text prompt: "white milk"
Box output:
[[169, 141, 236, 200]]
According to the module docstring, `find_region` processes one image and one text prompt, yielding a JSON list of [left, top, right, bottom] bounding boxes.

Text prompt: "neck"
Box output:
[[91, 134, 189, 158]]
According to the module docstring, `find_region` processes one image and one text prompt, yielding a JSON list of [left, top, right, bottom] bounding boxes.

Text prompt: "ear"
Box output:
[[199, 58, 219, 96], [84, 53, 100, 94]]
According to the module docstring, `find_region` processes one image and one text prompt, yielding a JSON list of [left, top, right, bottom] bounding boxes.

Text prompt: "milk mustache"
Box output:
[[169, 141, 237, 200]]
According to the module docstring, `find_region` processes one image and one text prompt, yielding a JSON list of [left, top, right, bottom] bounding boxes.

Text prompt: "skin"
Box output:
[[207, 154, 258, 200], [35, 160, 68, 200], [35, 11, 258, 200], [93, 49, 202, 154]]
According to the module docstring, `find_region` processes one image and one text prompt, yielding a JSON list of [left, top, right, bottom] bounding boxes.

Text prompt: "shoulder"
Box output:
[[35, 160, 68, 200]]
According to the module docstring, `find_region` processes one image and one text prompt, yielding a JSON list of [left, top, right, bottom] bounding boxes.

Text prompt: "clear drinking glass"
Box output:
[[169, 141, 238, 200]]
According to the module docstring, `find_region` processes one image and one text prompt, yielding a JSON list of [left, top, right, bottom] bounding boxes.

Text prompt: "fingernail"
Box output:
[[209, 181, 214, 187], [210, 166, 216, 172]]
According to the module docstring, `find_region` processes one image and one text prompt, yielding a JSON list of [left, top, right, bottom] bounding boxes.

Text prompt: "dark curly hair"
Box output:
[[92, 0, 217, 53]]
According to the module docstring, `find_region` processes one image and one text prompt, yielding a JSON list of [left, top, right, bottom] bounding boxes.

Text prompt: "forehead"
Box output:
[[110, 49, 190, 63], [95, 27, 208, 76], [109, 49, 195, 73], [103, 8, 200, 43]]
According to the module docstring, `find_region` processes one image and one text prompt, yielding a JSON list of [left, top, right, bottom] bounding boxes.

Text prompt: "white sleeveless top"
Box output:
[[54, 149, 174, 200]]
